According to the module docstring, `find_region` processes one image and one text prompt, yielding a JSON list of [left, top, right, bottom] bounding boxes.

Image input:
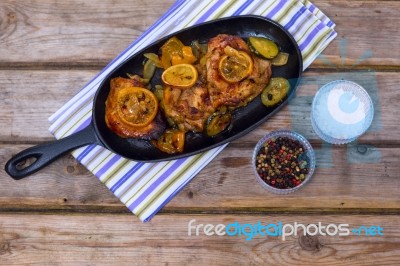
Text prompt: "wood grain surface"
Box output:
[[1, 1, 399, 68], [1, 214, 399, 265], [1, 0, 399, 265], [1, 142, 399, 211], [0, 0, 174, 66]]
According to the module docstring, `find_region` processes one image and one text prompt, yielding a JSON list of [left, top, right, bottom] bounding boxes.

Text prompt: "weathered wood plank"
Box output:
[[171, 143, 400, 210], [0, 0, 399, 68], [0, 70, 398, 143], [1, 142, 399, 211], [0, 213, 399, 265], [0, 69, 98, 142], [0, 143, 121, 211], [311, 0, 400, 69], [0, 0, 174, 65]]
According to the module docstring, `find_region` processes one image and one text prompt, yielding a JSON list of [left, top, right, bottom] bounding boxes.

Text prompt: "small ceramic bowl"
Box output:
[[252, 130, 316, 194]]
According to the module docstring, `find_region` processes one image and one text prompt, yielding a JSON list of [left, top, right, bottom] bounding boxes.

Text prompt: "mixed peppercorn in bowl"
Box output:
[[252, 130, 316, 194]]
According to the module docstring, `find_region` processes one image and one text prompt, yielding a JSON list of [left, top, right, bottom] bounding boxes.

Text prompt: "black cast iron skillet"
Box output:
[[5, 15, 303, 180]]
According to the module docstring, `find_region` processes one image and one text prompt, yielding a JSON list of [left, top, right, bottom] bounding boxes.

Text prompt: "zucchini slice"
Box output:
[[261, 77, 290, 107], [248, 36, 279, 59], [271, 52, 289, 66]]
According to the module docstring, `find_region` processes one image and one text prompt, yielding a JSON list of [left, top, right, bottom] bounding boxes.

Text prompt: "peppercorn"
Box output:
[[255, 136, 310, 189]]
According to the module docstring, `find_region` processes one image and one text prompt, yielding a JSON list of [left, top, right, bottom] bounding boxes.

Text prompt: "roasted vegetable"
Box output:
[[248, 36, 279, 59], [160, 37, 197, 68], [261, 77, 290, 107], [143, 59, 157, 80], [126, 73, 149, 84], [153, 85, 164, 103], [151, 129, 185, 154], [206, 111, 232, 136], [271, 52, 289, 66], [144, 53, 163, 68], [191, 40, 208, 60]]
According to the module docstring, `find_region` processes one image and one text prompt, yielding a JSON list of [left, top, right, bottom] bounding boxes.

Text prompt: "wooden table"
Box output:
[[1, 0, 399, 264]]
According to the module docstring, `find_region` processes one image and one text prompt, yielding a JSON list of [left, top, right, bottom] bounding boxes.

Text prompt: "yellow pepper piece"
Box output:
[[160, 37, 197, 68]]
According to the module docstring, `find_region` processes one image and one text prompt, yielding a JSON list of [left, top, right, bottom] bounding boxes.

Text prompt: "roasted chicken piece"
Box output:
[[105, 77, 166, 139], [162, 34, 272, 133], [205, 34, 272, 109], [163, 82, 215, 132]]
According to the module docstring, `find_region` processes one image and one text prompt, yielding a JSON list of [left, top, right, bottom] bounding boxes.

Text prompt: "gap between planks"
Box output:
[[0, 62, 399, 72], [2, 207, 400, 216], [2, 140, 400, 148]]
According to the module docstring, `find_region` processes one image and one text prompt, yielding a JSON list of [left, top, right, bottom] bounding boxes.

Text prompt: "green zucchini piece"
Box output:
[[271, 52, 289, 66], [261, 77, 290, 107], [248, 36, 279, 59], [206, 112, 232, 137]]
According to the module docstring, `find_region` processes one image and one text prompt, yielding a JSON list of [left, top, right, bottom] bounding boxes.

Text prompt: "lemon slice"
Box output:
[[161, 63, 198, 88], [116, 87, 158, 127], [218, 46, 253, 83]]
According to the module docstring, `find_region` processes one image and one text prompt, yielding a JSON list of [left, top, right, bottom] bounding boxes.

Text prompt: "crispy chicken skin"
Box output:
[[163, 83, 215, 132], [205, 34, 272, 109], [105, 77, 166, 139]]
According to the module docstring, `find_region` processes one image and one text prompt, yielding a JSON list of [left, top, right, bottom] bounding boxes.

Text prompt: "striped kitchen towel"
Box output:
[[49, 0, 337, 222]]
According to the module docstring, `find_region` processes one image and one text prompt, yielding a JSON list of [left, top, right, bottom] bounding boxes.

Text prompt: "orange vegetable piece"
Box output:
[[160, 37, 197, 68], [151, 129, 185, 154]]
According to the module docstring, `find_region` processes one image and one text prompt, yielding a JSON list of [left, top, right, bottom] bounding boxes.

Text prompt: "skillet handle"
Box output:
[[5, 124, 100, 180]]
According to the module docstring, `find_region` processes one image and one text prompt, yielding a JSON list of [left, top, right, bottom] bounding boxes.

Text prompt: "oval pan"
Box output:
[[94, 15, 303, 161], [6, 15, 303, 179]]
